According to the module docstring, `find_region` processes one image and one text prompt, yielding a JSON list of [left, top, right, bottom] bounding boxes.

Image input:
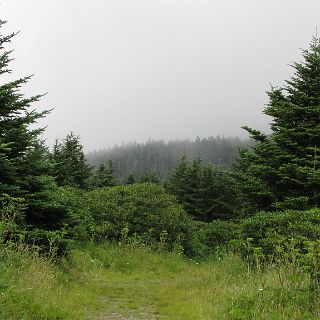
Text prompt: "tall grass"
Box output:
[[0, 242, 98, 320], [0, 242, 319, 319]]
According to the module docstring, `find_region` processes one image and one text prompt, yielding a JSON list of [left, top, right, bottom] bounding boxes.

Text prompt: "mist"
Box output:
[[1, 0, 319, 151]]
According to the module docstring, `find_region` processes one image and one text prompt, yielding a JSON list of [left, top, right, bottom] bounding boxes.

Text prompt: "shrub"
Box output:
[[0, 193, 73, 257], [89, 183, 192, 249], [240, 209, 320, 256], [0, 194, 25, 243], [190, 220, 241, 258], [54, 183, 193, 252], [238, 209, 320, 288], [49, 186, 90, 241]]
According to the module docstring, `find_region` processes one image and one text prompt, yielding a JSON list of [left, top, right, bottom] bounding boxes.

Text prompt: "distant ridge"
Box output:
[[86, 136, 252, 181]]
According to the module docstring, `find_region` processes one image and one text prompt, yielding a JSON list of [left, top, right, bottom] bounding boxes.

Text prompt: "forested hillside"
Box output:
[[86, 137, 251, 180]]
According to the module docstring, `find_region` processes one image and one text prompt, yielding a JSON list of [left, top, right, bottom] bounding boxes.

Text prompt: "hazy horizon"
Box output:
[[1, 0, 320, 151]]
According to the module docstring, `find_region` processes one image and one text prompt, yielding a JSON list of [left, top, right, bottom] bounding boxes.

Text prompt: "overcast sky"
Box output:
[[1, 0, 320, 151]]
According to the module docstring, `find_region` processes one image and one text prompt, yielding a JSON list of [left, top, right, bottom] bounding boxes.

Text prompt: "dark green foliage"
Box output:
[[0, 22, 72, 255], [0, 193, 71, 258], [167, 155, 240, 221], [0, 194, 25, 242], [0, 21, 49, 197], [201, 220, 240, 248], [126, 174, 136, 185], [53, 133, 91, 188], [88, 160, 117, 189], [166, 153, 189, 202], [238, 208, 320, 288], [49, 186, 89, 242], [139, 170, 160, 184], [17, 141, 68, 230], [238, 37, 320, 211], [191, 220, 240, 258], [240, 208, 320, 257], [26, 227, 70, 257], [53, 183, 193, 252]]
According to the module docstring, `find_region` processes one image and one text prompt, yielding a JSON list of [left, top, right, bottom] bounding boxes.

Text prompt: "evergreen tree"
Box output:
[[184, 156, 204, 216], [139, 170, 160, 184], [126, 174, 136, 185], [0, 21, 69, 234], [53, 133, 91, 188], [238, 37, 320, 211], [166, 153, 189, 203], [88, 160, 117, 189], [167, 154, 239, 221], [104, 160, 117, 187], [0, 21, 49, 196], [21, 141, 69, 230]]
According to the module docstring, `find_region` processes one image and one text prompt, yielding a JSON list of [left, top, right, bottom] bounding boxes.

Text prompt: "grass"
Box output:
[[0, 242, 319, 319]]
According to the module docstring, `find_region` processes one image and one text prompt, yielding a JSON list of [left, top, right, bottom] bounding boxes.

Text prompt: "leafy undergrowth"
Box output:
[[0, 243, 319, 319]]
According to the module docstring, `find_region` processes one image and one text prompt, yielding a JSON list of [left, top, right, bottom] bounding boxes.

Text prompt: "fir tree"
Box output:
[[0, 21, 69, 233], [89, 160, 117, 189], [166, 153, 189, 203], [126, 174, 136, 185], [53, 133, 91, 188], [184, 156, 204, 216], [0, 21, 49, 196], [239, 37, 320, 211], [167, 154, 239, 221], [104, 160, 117, 187], [139, 170, 160, 184]]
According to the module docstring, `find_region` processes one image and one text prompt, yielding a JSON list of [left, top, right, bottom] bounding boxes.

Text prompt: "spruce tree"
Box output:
[[88, 160, 117, 189], [166, 153, 189, 204], [139, 170, 160, 184], [167, 154, 239, 221], [104, 160, 117, 187], [126, 174, 136, 185], [0, 21, 70, 233], [0, 21, 49, 196], [239, 37, 320, 211], [184, 156, 204, 216], [53, 133, 91, 188]]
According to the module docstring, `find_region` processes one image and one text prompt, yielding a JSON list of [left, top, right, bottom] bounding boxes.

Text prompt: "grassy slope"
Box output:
[[0, 243, 319, 320]]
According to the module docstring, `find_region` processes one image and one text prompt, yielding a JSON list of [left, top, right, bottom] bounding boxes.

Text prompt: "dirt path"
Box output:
[[87, 311, 154, 320], [85, 278, 167, 320]]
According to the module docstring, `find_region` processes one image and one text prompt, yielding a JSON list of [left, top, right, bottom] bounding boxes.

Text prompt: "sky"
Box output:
[[1, 0, 320, 151]]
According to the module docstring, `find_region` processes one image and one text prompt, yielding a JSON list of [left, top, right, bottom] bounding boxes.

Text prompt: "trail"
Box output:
[[85, 277, 169, 320]]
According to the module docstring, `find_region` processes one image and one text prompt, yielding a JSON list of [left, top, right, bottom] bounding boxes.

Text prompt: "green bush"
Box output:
[[49, 186, 90, 241], [25, 227, 71, 258], [88, 183, 192, 250], [0, 194, 26, 243], [240, 209, 320, 256], [238, 209, 320, 288], [190, 220, 240, 258], [0, 193, 73, 257], [54, 183, 193, 252]]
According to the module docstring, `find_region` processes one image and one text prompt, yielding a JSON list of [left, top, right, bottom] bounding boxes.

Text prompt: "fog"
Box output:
[[1, 0, 319, 151]]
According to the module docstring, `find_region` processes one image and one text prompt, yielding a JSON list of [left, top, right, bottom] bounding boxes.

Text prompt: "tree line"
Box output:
[[86, 136, 252, 181]]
